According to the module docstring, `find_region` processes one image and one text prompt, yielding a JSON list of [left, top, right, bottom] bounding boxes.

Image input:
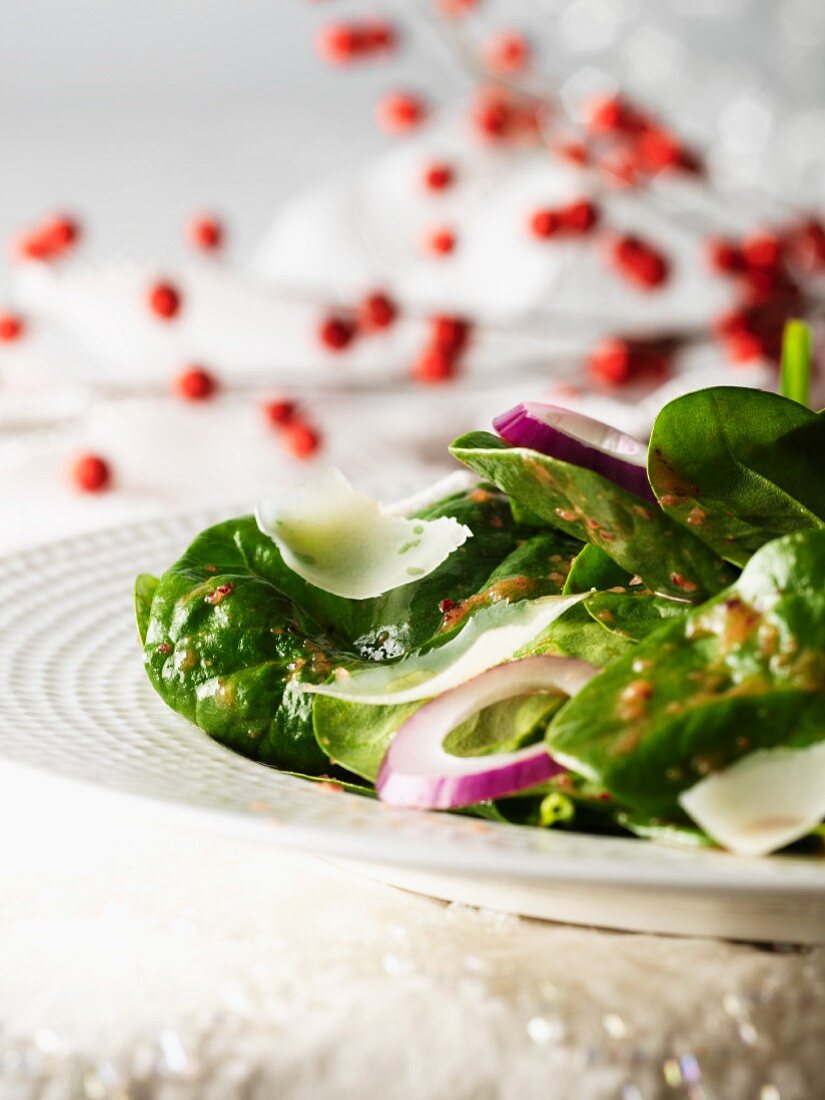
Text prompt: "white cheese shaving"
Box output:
[[679, 742, 825, 857], [301, 593, 585, 704], [255, 468, 472, 600]]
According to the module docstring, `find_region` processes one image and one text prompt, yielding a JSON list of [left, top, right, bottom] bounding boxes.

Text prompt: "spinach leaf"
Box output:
[[313, 691, 566, 782], [649, 387, 825, 567], [135, 574, 159, 644], [616, 812, 714, 848], [547, 529, 825, 816], [583, 591, 688, 642], [451, 431, 735, 601], [563, 544, 631, 595], [143, 523, 336, 774], [436, 528, 581, 636], [535, 602, 633, 666], [314, 697, 416, 781]]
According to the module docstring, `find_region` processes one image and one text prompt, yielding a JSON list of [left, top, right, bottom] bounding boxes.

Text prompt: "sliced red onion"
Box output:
[[376, 655, 597, 810], [493, 402, 656, 503]]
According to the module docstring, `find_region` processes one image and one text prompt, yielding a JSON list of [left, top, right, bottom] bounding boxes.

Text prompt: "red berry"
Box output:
[[584, 95, 622, 133], [558, 199, 600, 234], [437, 0, 478, 14], [362, 20, 397, 51], [358, 291, 398, 331], [635, 130, 682, 172], [529, 208, 561, 239], [186, 214, 223, 251], [589, 338, 671, 386], [282, 422, 321, 459], [422, 162, 455, 192], [40, 214, 81, 253], [376, 92, 427, 133], [484, 32, 531, 74], [741, 232, 782, 272], [423, 226, 456, 256], [148, 281, 182, 320], [584, 94, 645, 135], [9, 229, 53, 263], [0, 312, 25, 342], [589, 339, 632, 385], [722, 330, 765, 364], [470, 91, 513, 141], [263, 399, 298, 427], [789, 218, 825, 270], [610, 236, 670, 289], [316, 23, 364, 64], [555, 141, 589, 167], [430, 315, 470, 354], [71, 453, 112, 494], [318, 315, 356, 352], [173, 366, 218, 401], [412, 345, 457, 384], [706, 238, 743, 274]]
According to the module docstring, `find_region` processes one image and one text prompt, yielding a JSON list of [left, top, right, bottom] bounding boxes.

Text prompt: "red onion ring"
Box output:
[[376, 655, 596, 810], [493, 402, 656, 503]]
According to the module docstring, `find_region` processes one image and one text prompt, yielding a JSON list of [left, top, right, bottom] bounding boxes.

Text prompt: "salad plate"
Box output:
[[1, 494, 825, 944]]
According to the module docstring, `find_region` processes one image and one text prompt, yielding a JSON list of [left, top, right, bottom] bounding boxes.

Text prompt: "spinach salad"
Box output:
[[137, 382, 825, 858]]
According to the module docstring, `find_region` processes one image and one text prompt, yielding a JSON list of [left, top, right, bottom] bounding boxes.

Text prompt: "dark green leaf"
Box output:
[[548, 529, 825, 816], [649, 387, 825, 567], [563, 543, 631, 595], [313, 689, 566, 782], [583, 591, 688, 642], [534, 602, 633, 666], [134, 574, 159, 644], [450, 431, 734, 601]]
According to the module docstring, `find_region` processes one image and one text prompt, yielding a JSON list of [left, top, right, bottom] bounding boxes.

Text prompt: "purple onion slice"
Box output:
[[376, 655, 596, 810], [493, 402, 656, 503]]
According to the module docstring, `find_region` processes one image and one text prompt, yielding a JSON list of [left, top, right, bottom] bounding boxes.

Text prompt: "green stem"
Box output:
[[781, 319, 813, 408]]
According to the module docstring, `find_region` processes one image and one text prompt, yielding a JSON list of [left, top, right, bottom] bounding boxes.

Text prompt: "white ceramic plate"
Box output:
[[1, 512, 824, 943]]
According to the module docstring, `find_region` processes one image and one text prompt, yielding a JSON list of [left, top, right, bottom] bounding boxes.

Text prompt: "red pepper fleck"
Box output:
[[0, 312, 25, 342], [318, 780, 344, 793], [422, 162, 456, 192], [71, 453, 112, 494], [157, 643, 172, 655], [438, 598, 455, 613], [670, 572, 698, 594], [358, 291, 398, 331], [263, 398, 298, 427], [173, 366, 218, 401], [186, 213, 224, 251], [318, 315, 356, 352], [206, 582, 234, 605], [147, 281, 182, 320]]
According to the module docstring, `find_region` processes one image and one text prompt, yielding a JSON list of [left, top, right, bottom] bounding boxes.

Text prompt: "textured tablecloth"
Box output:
[[1, 745, 824, 1100]]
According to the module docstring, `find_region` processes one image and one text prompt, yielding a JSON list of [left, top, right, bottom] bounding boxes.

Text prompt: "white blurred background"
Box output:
[[1, 0, 823, 265]]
